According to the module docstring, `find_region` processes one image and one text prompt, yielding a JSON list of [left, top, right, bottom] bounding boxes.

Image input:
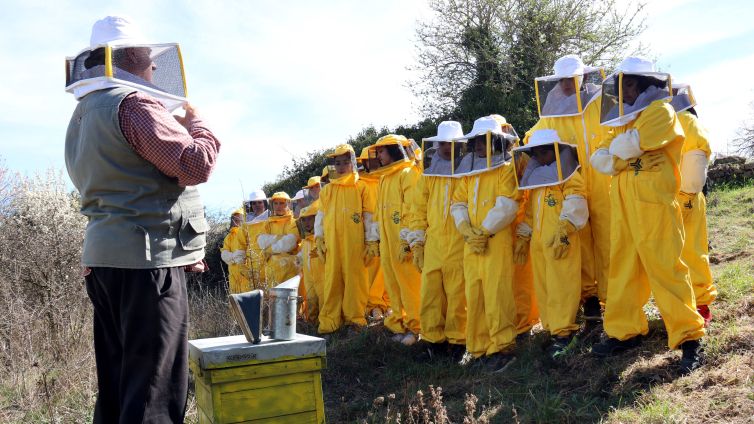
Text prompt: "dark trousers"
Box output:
[[85, 267, 189, 424]]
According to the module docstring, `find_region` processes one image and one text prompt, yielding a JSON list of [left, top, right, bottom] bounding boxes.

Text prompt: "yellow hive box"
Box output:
[[189, 333, 327, 423]]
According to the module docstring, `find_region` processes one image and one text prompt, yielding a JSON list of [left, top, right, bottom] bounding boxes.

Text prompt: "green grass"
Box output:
[[714, 262, 754, 303], [608, 396, 685, 424]]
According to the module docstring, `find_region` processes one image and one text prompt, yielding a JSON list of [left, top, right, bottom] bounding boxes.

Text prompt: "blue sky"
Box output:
[[1, 0, 752, 213]]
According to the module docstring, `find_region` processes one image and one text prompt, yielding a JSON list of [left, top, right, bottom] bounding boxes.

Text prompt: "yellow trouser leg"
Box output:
[[366, 257, 389, 312], [679, 192, 716, 306], [579, 220, 598, 301], [589, 169, 612, 302], [382, 252, 408, 334], [467, 234, 516, 357], [605, 179, 705, 348], [532, 231, 582, 337], [464, 252, 490, 358], [441, 262, 467, 345], [513, 256, 539, 334], [340, 249, 369, 328], [318, 256, 345, 334]]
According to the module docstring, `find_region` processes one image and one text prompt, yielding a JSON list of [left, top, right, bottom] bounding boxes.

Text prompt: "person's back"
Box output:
[[63, 16, 220, 423], [66, 87, 208, 268]]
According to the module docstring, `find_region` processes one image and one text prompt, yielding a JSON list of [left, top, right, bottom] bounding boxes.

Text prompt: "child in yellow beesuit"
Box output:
[[450, 117, 521, 371], [316, 144, 377, 334], [590, 57, 704, 374], [220, 209, 251, 293], [670, 85, 716, 326], [298, 203, 324, 322], [357, 147, 390, 320], [256, 192, 300, 286], [513, 129, 589, 359]]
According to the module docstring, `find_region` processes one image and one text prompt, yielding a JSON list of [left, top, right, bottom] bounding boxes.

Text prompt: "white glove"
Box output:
[[231, 250, 246, 264], [559, 195, 589, 230], [450, 202, 471, 227], [220, 250, 233, 265], [408, 229, 425, 248], [363, 212, 380, 242], [271, 234, 298, 254], [590, 148, 621, 176], [257, 234, 278, 250], [609, 129, 643, 160], [481, 196, 518, 234], [314, 211, 325, 238], [680, 149, 708, 194]]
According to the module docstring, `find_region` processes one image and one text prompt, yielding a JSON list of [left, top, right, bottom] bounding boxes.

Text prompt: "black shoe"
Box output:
[[546, 334, 578, 360], [416, 340, 447, 361], [484, 352, 517, 373], [591, 335, 642, 357], [679, 339, 704, 374], [583, 296, 602, 321], [516, 330, 532, 345], [447, 343, 466, 363]]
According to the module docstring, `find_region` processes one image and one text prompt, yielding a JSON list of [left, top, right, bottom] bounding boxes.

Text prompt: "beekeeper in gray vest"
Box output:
[[64, 16, 221, 424]]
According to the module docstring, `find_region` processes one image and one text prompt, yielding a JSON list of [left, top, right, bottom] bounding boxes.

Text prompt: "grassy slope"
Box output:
[[310, 185, 754, 423]]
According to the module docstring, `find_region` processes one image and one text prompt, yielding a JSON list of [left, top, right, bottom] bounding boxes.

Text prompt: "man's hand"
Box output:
[[174, 103, 199, 129], [184, 259, 208, 273]]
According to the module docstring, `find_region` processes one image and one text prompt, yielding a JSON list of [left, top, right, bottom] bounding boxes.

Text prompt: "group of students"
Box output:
[[221, 54, 714, 374]]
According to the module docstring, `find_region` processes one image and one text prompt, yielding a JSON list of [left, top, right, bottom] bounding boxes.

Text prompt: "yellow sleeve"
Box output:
[[236, 224, 248, 250], [359, 180, 376, 214], [634, 100, 685, 152], [400, 167, 421, 227], [410, 175, 429, 232], [563, 170, 587, 198], [452, 176, 468, 204], [498, 162, 521, 201], [523, 190, 534, 229], [221, 233, 232, 252], [678, 111, 712, 157], [285, 219, 300, 242]]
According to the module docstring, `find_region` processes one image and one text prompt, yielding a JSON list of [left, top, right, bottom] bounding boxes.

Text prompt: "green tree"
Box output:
[[411, 0, 647, 132], [262, 120, 439, 196]]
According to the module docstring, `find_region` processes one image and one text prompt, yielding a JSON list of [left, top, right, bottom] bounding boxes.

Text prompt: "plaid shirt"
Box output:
[[118, 92, 221, 187]]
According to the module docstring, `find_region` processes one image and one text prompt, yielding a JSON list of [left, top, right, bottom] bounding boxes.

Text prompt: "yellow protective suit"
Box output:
[[451, 162, 520, 357], [676, 111, 716, 306], [300, 234, 325, 322], [360, 173, 390, 314], [377, 161, 422, 335], [317, 172, 375, 333], [525, 173, 587, 337], [221, 227, 251, 293], [525, 97, 610, 301], [257, 213, 300, 286], [238, 219, 267, 289], [597, 100, 705, 349], [410, 175, 466, 345], [512, 191, 539, 334]]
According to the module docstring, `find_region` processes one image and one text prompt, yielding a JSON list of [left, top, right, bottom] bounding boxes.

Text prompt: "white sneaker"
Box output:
[[391, 332, 406, 343], [401, 332, 417, 346], [370, 308, 384, 320]]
